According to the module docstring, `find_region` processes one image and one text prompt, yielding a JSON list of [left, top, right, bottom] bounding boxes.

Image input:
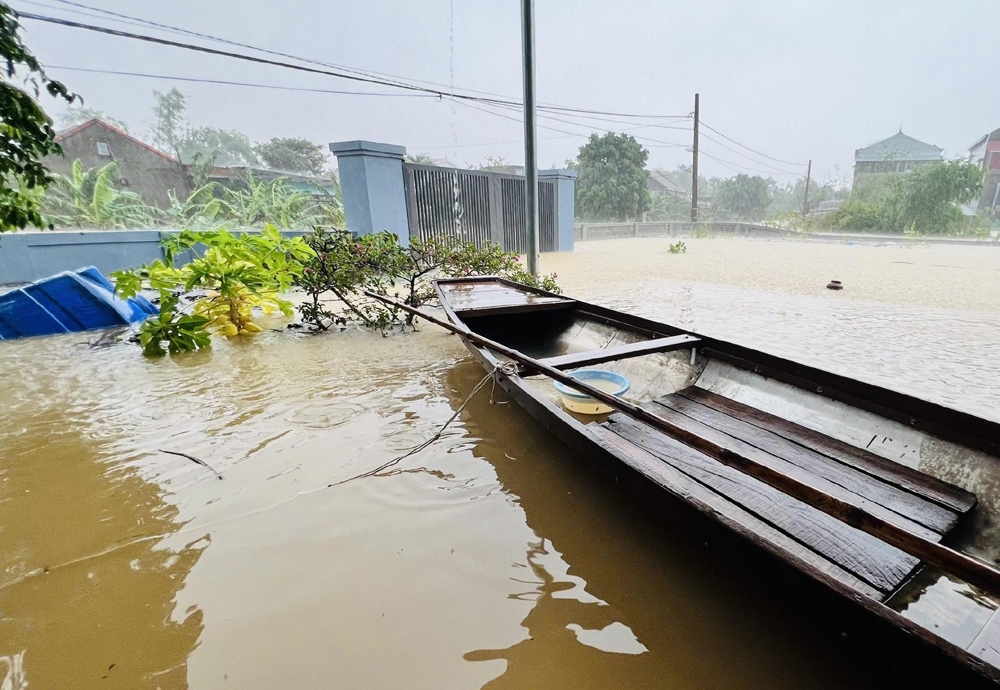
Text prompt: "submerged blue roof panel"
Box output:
[[0, 266, 156, 340]]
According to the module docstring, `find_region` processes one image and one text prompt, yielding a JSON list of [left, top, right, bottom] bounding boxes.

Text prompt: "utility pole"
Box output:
[[691, 93, 700, 223], [521, 0, 539, 277], [802, 159, 812, 216]]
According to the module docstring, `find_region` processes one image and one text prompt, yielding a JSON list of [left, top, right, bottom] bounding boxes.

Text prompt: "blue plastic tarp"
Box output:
[[0, 266, 157, 340]]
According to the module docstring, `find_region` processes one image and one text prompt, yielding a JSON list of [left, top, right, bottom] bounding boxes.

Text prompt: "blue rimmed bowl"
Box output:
[[554, 369, 630, 415]]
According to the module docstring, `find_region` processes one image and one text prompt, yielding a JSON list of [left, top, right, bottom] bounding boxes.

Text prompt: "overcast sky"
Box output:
[[15, 0, 1000, 185]]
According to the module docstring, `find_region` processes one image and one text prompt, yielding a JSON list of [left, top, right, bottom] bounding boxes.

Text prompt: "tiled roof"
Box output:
[[55, 119, 181, 163], [855, 132, 943, 162]]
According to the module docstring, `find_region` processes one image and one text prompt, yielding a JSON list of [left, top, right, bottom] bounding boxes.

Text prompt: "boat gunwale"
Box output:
[[435, 276, 1000, 459], [432, 276, 1000, 684]]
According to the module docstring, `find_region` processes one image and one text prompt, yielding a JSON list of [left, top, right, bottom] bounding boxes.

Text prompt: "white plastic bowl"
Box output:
[[554, 369, 631, 415]]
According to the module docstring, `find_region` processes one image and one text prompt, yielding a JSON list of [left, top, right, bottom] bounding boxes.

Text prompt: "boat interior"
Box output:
[[436, 277, 1000, 672]]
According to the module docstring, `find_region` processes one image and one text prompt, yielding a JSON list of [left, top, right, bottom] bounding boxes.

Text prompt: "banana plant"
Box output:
[[48, 160, 160, 228], [165, 182, 222, 229]]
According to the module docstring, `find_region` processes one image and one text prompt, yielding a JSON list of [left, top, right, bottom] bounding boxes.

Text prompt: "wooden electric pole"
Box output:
[[691, 93, 700, 222], [802, 159, 812, 216]]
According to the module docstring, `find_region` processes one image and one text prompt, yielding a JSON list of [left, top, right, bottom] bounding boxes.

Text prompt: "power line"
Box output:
[[458, 98, 691, 148], [21, 12, 509, 102], [27, 2, 692, 120], [48, 63, 689, 152], [699, 120, 809, 166], [47, 65, 439, 98], [699, 131, 802, 175], [699, 149, 802, 177]]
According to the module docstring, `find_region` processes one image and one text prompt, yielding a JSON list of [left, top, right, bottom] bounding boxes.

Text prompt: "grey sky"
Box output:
[[17, 0, 1000, 185]]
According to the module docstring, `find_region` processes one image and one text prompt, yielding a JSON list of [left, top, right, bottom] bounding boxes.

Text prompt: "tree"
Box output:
[[149, 88, 186, 160], [825, 160, 983, 235], [712, 174, 772, 220], [0, 2, 76, 231], [902, 160, 982, 233], [178, 127, 257, 166], [575, 133, 650, 221], [254, 137, 328, 175], [57, 106, 129, 133], [404, 153, 435, 165]]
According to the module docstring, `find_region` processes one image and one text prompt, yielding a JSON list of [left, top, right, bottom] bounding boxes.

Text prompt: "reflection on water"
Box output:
[[0, 240, 997, 688], [0, 360, 206, 688], [464, 539, 655, 688]]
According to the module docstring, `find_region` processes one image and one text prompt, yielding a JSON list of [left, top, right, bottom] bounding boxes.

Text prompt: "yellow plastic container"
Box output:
[[554, 369, 630, 415]]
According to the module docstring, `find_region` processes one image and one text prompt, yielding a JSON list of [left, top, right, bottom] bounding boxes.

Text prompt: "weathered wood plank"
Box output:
[[971, 608, 1000, 667], [591, 425, 885, 601], [678, 386, 977, 515], [604, 414, 920, 593], [654, 394, 960, 535], [535, 334, 700, 371]]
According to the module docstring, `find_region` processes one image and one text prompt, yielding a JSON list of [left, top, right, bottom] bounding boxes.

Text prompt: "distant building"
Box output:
[[47, 119, 191, 209], [852, 131, 943, 191], [968, 128, 1000, 212], [647, 170, 688, 197]]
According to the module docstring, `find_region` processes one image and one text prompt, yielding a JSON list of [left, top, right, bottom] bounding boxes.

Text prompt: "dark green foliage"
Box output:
[[575, 133, 650, 221], [668, 241, 686, 254], [295, 229, 561, 332], [825, 160, 984, 234], [254, 137, 329, 176], [137, 290, 211, 357], [179, 127, 257, 167], [712, 174, 772, 220], [297, 228, 404, 332], [0, 2, 76, 231]]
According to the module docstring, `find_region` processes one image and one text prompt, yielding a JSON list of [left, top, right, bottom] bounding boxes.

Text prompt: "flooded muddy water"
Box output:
[[1, 238, 998, 688]]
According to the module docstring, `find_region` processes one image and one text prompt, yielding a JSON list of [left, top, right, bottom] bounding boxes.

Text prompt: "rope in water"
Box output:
[[331, 361, 520, 486]]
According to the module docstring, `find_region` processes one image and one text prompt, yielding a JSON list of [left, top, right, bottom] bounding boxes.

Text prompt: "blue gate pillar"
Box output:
[[328, 140, 409, 246], [539, 169, 577, 252]]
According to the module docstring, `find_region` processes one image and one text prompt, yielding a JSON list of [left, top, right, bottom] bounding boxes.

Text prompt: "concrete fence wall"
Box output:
[[0, 231, 171, 285], [574, 221, 799, 241], [0, 229, 307, 285]]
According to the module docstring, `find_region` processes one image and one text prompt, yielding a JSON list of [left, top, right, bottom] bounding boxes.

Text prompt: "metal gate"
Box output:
[[403, 163, 556, 252]]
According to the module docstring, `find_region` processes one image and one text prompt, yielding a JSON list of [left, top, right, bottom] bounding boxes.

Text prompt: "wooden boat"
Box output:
[[427, 276, 1000, 685]]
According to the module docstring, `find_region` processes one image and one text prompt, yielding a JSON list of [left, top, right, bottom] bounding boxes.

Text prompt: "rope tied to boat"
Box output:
[[332, 361, 519, 486]]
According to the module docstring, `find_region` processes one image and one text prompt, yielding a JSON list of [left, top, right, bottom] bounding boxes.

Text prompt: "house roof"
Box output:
[[648, 169, 686, 194], [968, 127, 1000, 153], [209, 165, 336, 185], [55, 118, 181, 163], [855, 132, 943, 162]]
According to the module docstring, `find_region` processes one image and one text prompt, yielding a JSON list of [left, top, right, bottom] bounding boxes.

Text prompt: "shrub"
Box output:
[[295, 229, 561, 331], [114, 225, 314, 355]]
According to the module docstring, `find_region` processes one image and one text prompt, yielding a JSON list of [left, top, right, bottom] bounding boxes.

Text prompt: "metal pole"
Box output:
[[690, 93, 700, 223], [521, 0, 539, 277], [802, 159, 812, 216]]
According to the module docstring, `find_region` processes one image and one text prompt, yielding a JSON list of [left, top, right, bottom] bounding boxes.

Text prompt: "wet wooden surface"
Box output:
[[600, 387, 975, 600], [438, 280, 572, 316]]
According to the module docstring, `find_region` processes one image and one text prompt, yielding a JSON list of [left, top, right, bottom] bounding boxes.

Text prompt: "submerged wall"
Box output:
[[0, 230, 306, 285]]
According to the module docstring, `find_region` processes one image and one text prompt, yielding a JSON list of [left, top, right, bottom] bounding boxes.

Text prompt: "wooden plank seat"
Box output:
[[597, 386, 977, 601], [517, 334, 701, 374]]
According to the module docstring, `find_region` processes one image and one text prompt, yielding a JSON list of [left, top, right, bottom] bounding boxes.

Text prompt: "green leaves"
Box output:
[[713, 174, 772, 220], [576, 132, 651, 222], [48, 160, 162, 229], [826, 160, 985, 235], [0, 2, 77, 231], [117, 226, 313, 356], [137, 290, 211, 357], [295, 229, 561, 332]]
